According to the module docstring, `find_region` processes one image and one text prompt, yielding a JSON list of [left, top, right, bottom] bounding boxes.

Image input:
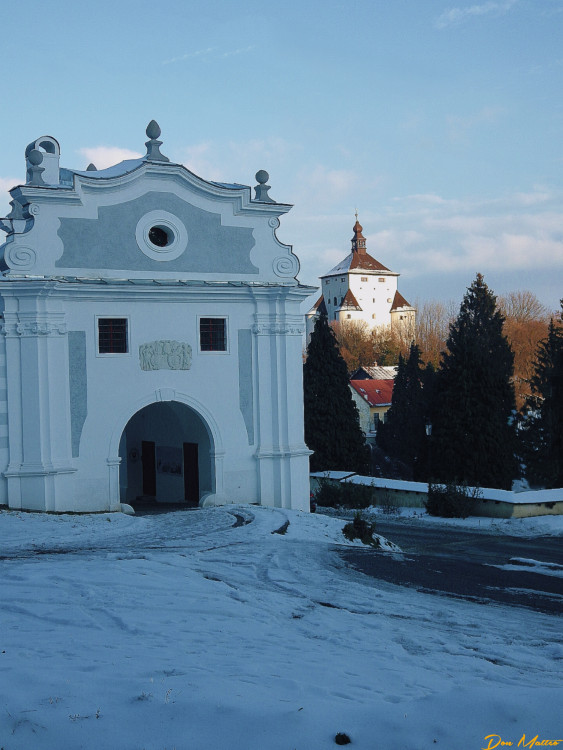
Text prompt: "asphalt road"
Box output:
[[333, 514, 563, 615]]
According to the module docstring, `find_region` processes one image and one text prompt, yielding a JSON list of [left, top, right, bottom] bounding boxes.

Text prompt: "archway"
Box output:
[[118, 400, 214, 508]]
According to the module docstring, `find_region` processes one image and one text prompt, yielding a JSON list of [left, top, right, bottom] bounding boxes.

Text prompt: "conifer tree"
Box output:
[[520, 304, 563, 488], [377, 344, 429, 477], [304, 312, 370, 473], [430, 274, 517, 490]]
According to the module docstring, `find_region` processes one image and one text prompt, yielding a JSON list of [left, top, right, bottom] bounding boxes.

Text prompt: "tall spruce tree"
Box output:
[[520, 304, 563, 488], [430, 274, 517, 490], [304, 312, 370, 473], [377, 344, 429, 478]]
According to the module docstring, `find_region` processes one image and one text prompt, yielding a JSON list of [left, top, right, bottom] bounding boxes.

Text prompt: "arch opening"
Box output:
[[118, 400, 214, 510]]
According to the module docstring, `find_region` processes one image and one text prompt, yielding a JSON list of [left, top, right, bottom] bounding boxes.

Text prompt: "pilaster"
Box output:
[[251, 288, 312, 510], [1, 284, 76, 510]]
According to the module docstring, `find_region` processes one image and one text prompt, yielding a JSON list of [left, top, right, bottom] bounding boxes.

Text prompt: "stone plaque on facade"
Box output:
[[139, 341, 192, 371]]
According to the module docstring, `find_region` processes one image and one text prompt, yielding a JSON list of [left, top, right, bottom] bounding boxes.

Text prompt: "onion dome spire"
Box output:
[[351, 210, 367, 255]]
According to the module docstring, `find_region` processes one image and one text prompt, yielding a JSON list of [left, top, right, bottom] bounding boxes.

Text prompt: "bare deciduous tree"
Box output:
[[498, 290, 548, 323], [330, 320, 407, 371], [499, 291, 551, 409], [330, 320, 376, 372], [415, 299, 456, 368]]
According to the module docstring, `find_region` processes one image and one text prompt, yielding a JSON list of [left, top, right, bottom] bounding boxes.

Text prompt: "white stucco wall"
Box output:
[[320, 269, 399, 328], [0, 131, 314, 513]]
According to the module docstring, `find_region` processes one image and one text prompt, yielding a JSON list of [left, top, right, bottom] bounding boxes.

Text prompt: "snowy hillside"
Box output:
[[0, 506, 560, 750]]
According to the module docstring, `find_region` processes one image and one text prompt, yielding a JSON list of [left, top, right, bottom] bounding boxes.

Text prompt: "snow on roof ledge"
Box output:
[[72, 158, 145, 179]]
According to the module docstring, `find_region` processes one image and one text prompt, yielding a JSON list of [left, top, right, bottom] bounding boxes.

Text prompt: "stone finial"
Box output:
[[27, 149, 46, 186], [144, 120, 169, 162], [146, 120, 161, 139], [25, 136, 60, 185], [86, 163, 97, 171], [254, 170, 274, 202], [28, 149, 43, 166]]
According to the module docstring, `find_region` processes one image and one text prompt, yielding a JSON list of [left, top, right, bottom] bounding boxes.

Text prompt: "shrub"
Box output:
[[342, 511, 379, 547], [313, 478, 374, 509], [378, 489, 400, 515], [335, 732, 351, 745], [425, 481, 481, 518]]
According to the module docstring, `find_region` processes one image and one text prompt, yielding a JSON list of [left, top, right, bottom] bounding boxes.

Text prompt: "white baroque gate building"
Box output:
[[0, 123, 313, 512]]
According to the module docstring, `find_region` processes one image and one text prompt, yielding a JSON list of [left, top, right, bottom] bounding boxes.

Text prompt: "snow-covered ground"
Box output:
[[1, 505, 561, 750]]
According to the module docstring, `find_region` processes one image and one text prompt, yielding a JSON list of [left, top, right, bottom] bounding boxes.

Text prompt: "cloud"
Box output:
[[379, 188, 563, 277], [162, 47, 217, 65], [435, 0, 517, 29], [77, 147, 143, 170], [221, 46, 255, 58], [162, 46, 254, 65], [182, 142, 225, 182], [178, 137, 299, 186], [0, 176, 20, 195], [0, 177, 21, 216], [447, 106, 506, 143], [298, 165, 360, 202]]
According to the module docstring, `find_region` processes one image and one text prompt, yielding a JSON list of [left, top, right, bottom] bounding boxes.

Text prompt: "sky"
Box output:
[[1, 0, 562, 313]]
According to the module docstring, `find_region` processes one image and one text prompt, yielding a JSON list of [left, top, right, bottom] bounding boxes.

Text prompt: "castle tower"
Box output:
[[307, 216, 415, 340]]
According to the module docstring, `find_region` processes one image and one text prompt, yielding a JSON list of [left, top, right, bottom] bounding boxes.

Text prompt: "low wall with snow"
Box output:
[[309, 473, 428, 509], [310, 473, 563, 518]]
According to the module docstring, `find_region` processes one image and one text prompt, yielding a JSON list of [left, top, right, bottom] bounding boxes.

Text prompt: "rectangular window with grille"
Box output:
[[98, 318, 128, 354], [200, 317, 227, 352]]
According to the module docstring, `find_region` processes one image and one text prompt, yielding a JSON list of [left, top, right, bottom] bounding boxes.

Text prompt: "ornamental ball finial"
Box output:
[[28, 149, 44, 166], [255, 170, 269, 185], [146, 120, 161, 140]]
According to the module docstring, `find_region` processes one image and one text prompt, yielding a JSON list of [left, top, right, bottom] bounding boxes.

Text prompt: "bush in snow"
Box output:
[[313, 478, 374, 509], [342, 512, 379, 547], [425, 481, 481, 518], [335, 732, 352, 745]]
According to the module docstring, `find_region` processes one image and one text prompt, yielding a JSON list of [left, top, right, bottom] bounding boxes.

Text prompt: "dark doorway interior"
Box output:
[[120, 401, 213, 509], [142, 440, 156, 496], [183, 442, 199, 505]]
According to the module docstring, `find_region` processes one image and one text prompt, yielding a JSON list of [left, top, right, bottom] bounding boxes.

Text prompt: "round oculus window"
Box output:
[[148, 225, 171, 247], [135, 211, 188, 261]]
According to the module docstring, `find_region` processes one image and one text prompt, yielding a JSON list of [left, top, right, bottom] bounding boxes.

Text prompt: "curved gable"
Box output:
[[56, 190, 258, 275]]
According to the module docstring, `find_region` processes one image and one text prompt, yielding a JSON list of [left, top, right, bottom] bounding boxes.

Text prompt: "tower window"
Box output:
[[200, 318, 227, 351], [378, 278, 385, 283], [98, 318, 128, 354], [361, 277, 368, 282], [334, 297, 337, 305]]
